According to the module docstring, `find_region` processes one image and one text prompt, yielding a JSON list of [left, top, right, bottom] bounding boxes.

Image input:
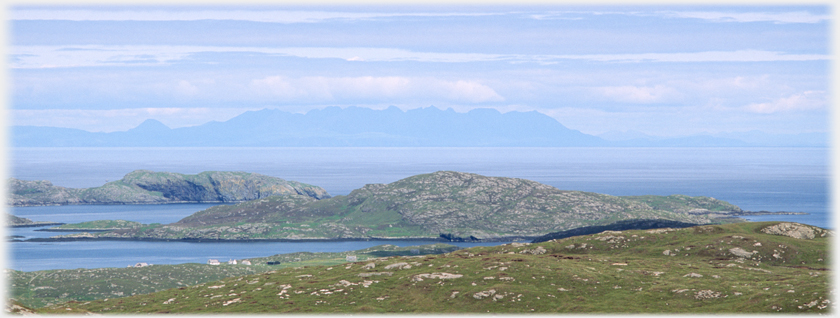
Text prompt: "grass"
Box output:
[[7, 244, 459, 309], [31, 221, 831, 314], [48, 220, 143, 230]]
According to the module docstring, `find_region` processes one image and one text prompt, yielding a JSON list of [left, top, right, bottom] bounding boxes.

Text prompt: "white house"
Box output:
[[228, 259, 237, 265], [134, 262, 149, 267], [240, 260, 252, 265], [207, 259, 220, 265]]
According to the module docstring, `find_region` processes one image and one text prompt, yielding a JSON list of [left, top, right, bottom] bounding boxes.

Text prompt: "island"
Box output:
[[8, 170, 330, 206], [35, 171, 805, 242], [6, 213, 64, 228]]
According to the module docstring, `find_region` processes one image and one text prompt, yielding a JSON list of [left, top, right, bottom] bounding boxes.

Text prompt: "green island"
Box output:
[[40, 220, 144, 232], [9, 221, 831, 314], [8, 170, 330, 206], [39, 171, 800, 242]]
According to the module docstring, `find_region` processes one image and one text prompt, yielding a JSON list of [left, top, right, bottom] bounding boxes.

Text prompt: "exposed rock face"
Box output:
[[760, 222, 832, 239], [532, 219, 700, 243], [728, 247, 756, 258], [8, 170, 330, 206]]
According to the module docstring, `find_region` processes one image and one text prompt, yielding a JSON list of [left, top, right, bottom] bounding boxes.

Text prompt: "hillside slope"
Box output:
[[56, 171, 747, 241], [41, 222, 831, 314], [8, 244, 457, 309], [8, 170, 330, 206]]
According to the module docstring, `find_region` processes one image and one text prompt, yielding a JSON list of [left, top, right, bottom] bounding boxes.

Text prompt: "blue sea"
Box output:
[[5, 147, 830, 272]]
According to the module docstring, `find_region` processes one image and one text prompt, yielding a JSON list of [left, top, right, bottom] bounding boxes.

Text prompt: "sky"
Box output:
[[6, 4, 831, 137]]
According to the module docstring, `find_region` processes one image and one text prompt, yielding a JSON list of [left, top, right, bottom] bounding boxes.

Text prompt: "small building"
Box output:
[[346, 255, 357, 262], [228, 259, 237, 265], [207, 259, 220, 265], [134, 262, 149, 267], [240, 260, 252, 265]]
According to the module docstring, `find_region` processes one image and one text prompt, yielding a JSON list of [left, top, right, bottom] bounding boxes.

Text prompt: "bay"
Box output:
[[4, 147, 830, 272]]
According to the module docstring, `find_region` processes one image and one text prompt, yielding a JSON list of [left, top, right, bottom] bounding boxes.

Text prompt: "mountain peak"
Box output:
[[128, 119, 170, 132]]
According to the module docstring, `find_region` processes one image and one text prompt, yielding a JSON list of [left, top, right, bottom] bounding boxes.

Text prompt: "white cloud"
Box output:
[[175, 80, 199, 96], [10, 9, 500, 23], [250, 75, 503, 103], [744, 91, 826, 113], [529, 10, 829, 24], [595, 85, 678, 103], [553, 50, 827, 63], [662, 11, 830, 24], [12, 45, 828, 70]]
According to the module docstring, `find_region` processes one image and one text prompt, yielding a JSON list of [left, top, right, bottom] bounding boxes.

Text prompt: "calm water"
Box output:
[[5, 147, 830, 272]]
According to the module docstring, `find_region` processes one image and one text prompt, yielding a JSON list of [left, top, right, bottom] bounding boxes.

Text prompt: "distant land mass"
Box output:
[[6, 213, 63, 228], [8, 170, 330, 206], [11, 107, 826, 147], [37, 171, 800, 242]]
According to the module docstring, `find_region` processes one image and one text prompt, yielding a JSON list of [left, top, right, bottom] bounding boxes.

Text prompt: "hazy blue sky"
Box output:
[[8, 5, 830, 137]]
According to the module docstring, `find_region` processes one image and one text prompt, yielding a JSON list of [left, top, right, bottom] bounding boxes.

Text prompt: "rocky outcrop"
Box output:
[[8, 170, 330, 206], [6, 213, 64, 227], [531, 219, 700, 243], [760, 222, 832, 239]]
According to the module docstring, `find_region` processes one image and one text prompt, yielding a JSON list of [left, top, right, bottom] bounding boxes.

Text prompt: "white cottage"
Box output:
[[207, 259, 221, 265]]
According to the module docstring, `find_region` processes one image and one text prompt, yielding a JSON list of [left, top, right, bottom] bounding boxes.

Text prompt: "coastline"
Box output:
[[11, 201, 243, 208], [20, 235, 536, 244], [9, 222, 65, 228]]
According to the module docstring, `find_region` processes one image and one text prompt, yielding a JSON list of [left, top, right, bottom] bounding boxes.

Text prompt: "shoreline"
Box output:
[[20, 235, 537, 243], [9, 222, 65, 228], [11, 201, 243, 208], [731, 211, 809, 216]]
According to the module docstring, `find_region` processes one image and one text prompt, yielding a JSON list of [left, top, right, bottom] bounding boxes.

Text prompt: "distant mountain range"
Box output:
[[11, 107, 826, 147]]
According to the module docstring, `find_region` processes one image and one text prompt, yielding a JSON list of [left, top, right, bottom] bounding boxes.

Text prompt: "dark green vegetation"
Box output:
[[35, 222, 831, 314], [50, 171, 767, 241], [6, 244, 457, 309], [8, 170, 330, 206]]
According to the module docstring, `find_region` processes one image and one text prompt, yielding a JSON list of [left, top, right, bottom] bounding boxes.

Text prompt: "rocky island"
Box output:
[[6, 213, 63, 228], [8, 170, 330, 206], [38, 171, 795, 242]]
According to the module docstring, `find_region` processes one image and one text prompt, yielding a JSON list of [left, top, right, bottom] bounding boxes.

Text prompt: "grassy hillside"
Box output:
[[57, 171, 751, 241], [35, 222, 831, 314], [6, 244, 458, 308]]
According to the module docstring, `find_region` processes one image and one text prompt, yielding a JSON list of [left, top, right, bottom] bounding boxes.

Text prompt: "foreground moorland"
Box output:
[[30, 221, 832, 314], [7, 244, 458, 309], [40, 171, 796, 242]]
